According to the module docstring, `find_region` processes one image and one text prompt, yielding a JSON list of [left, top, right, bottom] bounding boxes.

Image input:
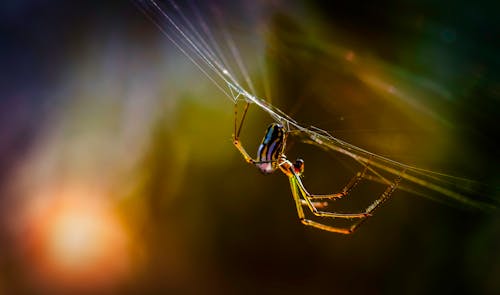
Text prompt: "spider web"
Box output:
[[135, 0, 498, 210]]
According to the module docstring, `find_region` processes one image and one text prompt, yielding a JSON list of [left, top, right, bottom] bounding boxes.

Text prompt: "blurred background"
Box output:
[[1, 0, 499, 294]]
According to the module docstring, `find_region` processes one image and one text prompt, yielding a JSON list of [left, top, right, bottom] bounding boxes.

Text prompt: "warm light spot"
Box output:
[[47, 205, 115, 269], [345, 50, 355, 62], [19, 189, 132, 291]]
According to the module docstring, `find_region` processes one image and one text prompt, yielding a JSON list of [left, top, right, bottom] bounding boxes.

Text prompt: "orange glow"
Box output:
[[345, 50, 355, 62], [19, 189, 132, 291]]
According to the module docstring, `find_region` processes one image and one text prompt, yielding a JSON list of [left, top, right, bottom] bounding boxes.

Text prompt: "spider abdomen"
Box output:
[[256, 123, 285, 174]]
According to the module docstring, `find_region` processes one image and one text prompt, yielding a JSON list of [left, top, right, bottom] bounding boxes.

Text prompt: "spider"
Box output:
[[232, 102, 403, 234]]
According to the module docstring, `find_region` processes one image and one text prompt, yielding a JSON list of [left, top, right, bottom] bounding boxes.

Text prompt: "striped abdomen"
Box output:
[[256, 123, 285, 174]]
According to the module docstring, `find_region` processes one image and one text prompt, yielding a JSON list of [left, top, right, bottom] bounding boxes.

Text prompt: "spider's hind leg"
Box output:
[[233, 102, 256, 164], [234, 101, 250, 141]]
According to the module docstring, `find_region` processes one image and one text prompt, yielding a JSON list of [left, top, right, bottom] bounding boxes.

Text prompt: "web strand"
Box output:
[[136, 0, 499, 210]]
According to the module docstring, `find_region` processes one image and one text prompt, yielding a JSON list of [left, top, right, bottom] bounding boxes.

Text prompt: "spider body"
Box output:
[[256, 123, 285, 174], [254, 123, 306, 176], [233, 102, 402, 234]]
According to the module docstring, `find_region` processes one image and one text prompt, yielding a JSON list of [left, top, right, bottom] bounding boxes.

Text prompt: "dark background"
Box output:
[[1, 0, 499, 294]]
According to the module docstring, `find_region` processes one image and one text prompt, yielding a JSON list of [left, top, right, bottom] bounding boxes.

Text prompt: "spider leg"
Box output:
[[290, 176, 369, 219], [289, 177, 352, 234], [233, 140, 256, 164], [300, 199, 329, 209], [290, 171, 403, 234], [233, 102, 256, 164], [234, 101, 250, 140], [346, 173, 403, 233], [307, 165, 368, 201]]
